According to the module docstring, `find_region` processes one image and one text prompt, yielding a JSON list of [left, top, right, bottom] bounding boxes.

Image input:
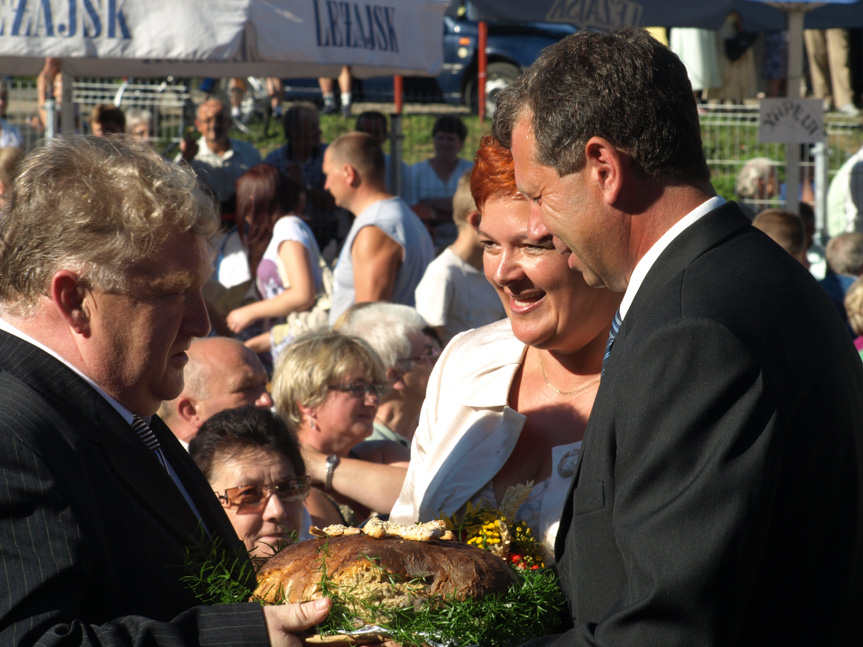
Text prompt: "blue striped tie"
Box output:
[[131, 415, 168, 471], [602, 309, 622, 373]]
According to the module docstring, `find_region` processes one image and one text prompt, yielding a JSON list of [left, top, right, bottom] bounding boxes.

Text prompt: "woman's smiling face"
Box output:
[[479, 195, 619, 354]]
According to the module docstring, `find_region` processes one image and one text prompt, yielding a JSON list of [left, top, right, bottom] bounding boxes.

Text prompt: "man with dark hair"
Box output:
[[0, 135, 329, 646], [265, 103, 327, 190], [89, 103, 126, 136], [324, 132, 433, 324], [493, 27, 863, 646], [356, 110, 408, 196]]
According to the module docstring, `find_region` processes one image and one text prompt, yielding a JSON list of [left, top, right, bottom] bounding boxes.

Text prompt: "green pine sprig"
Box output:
[[182, 534, 258, 605]]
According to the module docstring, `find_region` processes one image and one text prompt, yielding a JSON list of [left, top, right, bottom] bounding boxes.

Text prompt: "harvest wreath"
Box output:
[[184, 517, 566, 647], [254, 519, 565, 646]]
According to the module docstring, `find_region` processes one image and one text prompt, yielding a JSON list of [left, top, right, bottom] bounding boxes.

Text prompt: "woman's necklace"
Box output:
[[538, 353, 601, 397]]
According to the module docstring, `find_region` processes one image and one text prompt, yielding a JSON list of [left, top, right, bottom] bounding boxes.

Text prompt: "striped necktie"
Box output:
[[131, 415, 168, 471], [602, 309, 623, 373], [132, 415, 210, 536]]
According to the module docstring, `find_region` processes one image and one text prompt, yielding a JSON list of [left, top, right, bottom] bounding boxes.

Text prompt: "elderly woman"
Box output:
[[273, 329, 409, 527], [189, 406, 309, 562], [335, 302, 436, 449], [125, 107, 154, 143], [390, 137, 623, 562]]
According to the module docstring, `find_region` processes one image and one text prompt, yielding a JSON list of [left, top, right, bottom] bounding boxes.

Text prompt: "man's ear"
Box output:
[[466, 210, 482, 231], [177, 397, 202, 427], [345, 163, 361, 187], [50, 270, 91, 335], [584, 136, 625, 206]]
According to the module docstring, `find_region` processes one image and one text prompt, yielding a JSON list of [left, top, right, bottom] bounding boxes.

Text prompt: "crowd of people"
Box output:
[[1, 26, 863, 647]]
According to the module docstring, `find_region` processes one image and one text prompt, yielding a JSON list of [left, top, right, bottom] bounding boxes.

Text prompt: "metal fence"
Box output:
[[2, 76, 193, 152], [3, 77, 862, 225], [699, 102, 863, 212]]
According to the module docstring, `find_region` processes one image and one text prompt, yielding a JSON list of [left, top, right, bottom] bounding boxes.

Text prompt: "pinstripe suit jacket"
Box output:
[[0, 331, 269, 646]]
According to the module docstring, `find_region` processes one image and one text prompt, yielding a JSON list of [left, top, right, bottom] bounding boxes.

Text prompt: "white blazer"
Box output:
[[390, 319, 581, 560]]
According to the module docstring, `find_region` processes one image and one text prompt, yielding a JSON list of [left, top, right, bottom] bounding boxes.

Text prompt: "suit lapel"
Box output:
[[149, 414, 245, 548], [93, 404, 211, 543], [555, 202, 751, 559], [626, 203, 751, 328], [0, 331, 239, 551]]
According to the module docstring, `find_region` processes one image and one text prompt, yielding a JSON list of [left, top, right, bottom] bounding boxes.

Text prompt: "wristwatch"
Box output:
[[324, 454, 340, 491]]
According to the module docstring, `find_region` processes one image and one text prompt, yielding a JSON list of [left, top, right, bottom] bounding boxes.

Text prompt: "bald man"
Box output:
[[323, 131, 433, 323], [160, 336, 273, 447]]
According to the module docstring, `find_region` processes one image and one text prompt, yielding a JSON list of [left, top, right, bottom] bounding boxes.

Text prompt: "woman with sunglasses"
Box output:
[[190, 406, 310, 563], [273, 329, 409, 528]]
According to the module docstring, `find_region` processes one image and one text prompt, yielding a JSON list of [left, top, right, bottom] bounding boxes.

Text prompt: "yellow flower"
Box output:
[[438, 485, 545, 570]]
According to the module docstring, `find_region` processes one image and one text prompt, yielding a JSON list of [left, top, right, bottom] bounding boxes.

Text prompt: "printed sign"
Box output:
[[0, 0, 448, 78], [758, 98, 825, 144]]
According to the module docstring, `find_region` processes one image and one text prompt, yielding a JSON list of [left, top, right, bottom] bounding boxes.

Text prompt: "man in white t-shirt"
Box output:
[[414, 171, 505, 346], [324, 132, 434, 324]]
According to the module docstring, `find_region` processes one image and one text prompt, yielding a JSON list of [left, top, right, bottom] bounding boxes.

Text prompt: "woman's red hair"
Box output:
[[470, 135, 523, 211]]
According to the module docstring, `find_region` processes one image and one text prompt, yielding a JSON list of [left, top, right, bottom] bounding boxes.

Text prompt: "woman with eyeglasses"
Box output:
[[189, 406, 309, 563], [390, 137, 623, 563], [334, 302, 440, 450], [272, 329, 410, 528]]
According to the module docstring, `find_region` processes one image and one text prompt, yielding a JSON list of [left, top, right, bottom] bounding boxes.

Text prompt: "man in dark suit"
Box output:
[[493, 28, 863, 646], [0, 136, 330, 646]]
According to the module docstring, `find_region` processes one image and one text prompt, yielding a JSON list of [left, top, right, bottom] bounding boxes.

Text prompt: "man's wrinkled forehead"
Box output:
[[126, 233, 212, 287]]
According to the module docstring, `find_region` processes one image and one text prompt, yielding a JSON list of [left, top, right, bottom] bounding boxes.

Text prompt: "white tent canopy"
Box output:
[[0, 0, 451, 78]]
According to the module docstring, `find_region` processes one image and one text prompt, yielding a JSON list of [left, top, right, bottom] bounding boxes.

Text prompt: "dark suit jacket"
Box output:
[[0, 331, 269, 646], [542, 203, 863, 646]]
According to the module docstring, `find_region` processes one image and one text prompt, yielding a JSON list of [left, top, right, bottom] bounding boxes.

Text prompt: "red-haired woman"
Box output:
[[391, 137, 621, 563], [226, 164, 326, 354]]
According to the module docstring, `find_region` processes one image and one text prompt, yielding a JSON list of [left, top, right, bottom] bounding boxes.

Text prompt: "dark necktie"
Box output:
[[132, 415, 210, 536], [131, 415, 168, 470], [602, 309, 623, 373]]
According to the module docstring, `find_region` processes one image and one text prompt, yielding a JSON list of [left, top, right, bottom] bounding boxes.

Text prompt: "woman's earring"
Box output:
[[310, 416, 317, 431]]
